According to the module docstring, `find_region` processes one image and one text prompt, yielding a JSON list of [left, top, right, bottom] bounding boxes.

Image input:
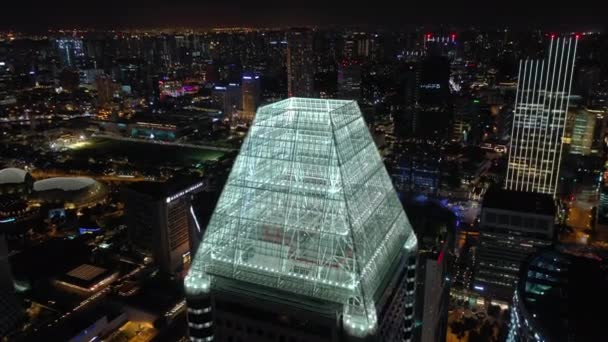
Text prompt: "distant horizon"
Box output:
[[0, 2, 604, 32], [0, 25, 604, 35]]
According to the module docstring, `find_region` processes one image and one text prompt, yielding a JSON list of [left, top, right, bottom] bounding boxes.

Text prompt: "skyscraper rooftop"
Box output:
[[186, 98, 417, 336]]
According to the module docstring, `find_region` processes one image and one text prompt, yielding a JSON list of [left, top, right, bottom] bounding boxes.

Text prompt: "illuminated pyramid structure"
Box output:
[[186, 98, 417, 338]]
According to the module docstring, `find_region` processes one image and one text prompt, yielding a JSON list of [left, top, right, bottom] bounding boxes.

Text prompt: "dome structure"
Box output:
[[33, 177, 96, 192], [0, 168, 28, 185], [0, 168, 33, 197], [33, 177, 106, 208]]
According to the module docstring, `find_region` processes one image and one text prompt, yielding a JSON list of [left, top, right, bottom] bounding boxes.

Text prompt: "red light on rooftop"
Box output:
[[575, 34, 580, 39], [550, 34, 556, 39]]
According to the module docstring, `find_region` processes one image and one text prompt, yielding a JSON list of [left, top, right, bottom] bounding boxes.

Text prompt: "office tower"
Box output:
[[473, 188, 555, 301], [212, 83, 242, 119], [185, 98, 418, 342], [393, 63, 418, 138], [415, 56, 451, 140], [0, 233, 22, 336], [123, 179, 204, 275], [56, 38, 85, 68], [241, 73, 261, 121], [96, 74, 120, 107], [505, 36, 579, 195], [337, 60, 362, 101], [287, 29, 314, 97], [115, 58, 149, 95], [406, 203, 453, 342], [390, 141, 441, 196], [568, 107, 595, 156], [508, 246, 608, 342], [575, 65, 601, 103], [423, 33, 458, 60]]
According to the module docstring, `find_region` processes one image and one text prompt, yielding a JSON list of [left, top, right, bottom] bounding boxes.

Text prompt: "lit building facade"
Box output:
[[123, 179, 204, 275], [337, 60, 362, 101], [568, 107, 595, 156], [505, 36, 579, 195], [185, 98, 418, 342], [287, 29, 314, 97], [212, 83, 242, 119], [473, 188, 555, 301], [241, 73, 261, 121]]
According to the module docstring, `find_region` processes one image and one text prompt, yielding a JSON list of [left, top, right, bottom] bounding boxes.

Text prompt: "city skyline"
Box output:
[[1, 13, 607, 342]]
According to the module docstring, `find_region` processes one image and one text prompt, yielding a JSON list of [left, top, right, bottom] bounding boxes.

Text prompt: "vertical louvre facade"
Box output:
[[185, 98, 418, 341], [505, 37, 578, 195]]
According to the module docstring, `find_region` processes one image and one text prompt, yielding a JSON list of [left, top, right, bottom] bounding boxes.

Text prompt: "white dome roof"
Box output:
[[33, 177, 96, 192], [0, 168, 28, 185]]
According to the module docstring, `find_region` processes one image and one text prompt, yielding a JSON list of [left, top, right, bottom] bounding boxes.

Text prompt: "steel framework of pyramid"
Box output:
[[186, 98, 417, 336]]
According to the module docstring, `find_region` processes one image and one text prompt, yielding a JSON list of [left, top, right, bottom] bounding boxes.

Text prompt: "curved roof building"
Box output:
[[0, 168, 28, 185], [33, 177, 106, 208], [508, 246, 608, 342], [0, 168, 33, 197], [185, 98, 417, 342], [33, 177, 96, 192]]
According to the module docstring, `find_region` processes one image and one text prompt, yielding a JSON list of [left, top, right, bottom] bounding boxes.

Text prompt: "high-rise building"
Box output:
[[568, 107, 596, 156], [423, 33, 458, 60], [575, 65, 601, 103], [212, 83, 242, 119], [505, 36, 579, 195], [337, 60, 362, 101], [241, 73, 261, 121], [406, 202, 454, 342], [390, 141, 441, 196], [56, 38, 85, 68], [473, 188, 555, 301], [508, 246, 608, 342], [415, 56, 452, 140], [123, 178, 204, 275], [393, 63, 418, 138], [0, 233, 22, 337], [287, 29, 314, 97], [185, 98, 418, 342], [96, 74, 120, 107]]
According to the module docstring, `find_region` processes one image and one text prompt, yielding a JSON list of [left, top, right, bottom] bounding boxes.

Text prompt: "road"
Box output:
[[30, 170, 151, 182], [91, 133, 238, 153]]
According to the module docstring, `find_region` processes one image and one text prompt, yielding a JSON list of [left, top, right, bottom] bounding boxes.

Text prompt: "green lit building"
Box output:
[[185, 98, 418, 342]]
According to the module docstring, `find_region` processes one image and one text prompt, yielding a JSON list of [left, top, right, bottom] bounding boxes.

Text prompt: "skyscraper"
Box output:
[[415, 56, 451, 140], [241, 73, 261, 121], [508, 246, 608, 342], [473, 188, 555, 301], [287, 29, 314, 97], [123, 179, 204, 275], [505, 36, 579, 195], [185, 98, 418, 342], [337, 60, 362, 101], [212, 83, 242, 119], [568, 107, 596, 156]]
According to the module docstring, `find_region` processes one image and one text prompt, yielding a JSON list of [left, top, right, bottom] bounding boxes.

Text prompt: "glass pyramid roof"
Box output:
[[186, 98, 417, 336]]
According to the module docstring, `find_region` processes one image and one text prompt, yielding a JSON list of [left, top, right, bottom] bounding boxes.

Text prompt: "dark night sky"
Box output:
[[0, 1, 604, 31]]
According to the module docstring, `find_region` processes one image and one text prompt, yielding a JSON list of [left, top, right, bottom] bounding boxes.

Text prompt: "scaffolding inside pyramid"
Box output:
[[186, 98, 417, 336]]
